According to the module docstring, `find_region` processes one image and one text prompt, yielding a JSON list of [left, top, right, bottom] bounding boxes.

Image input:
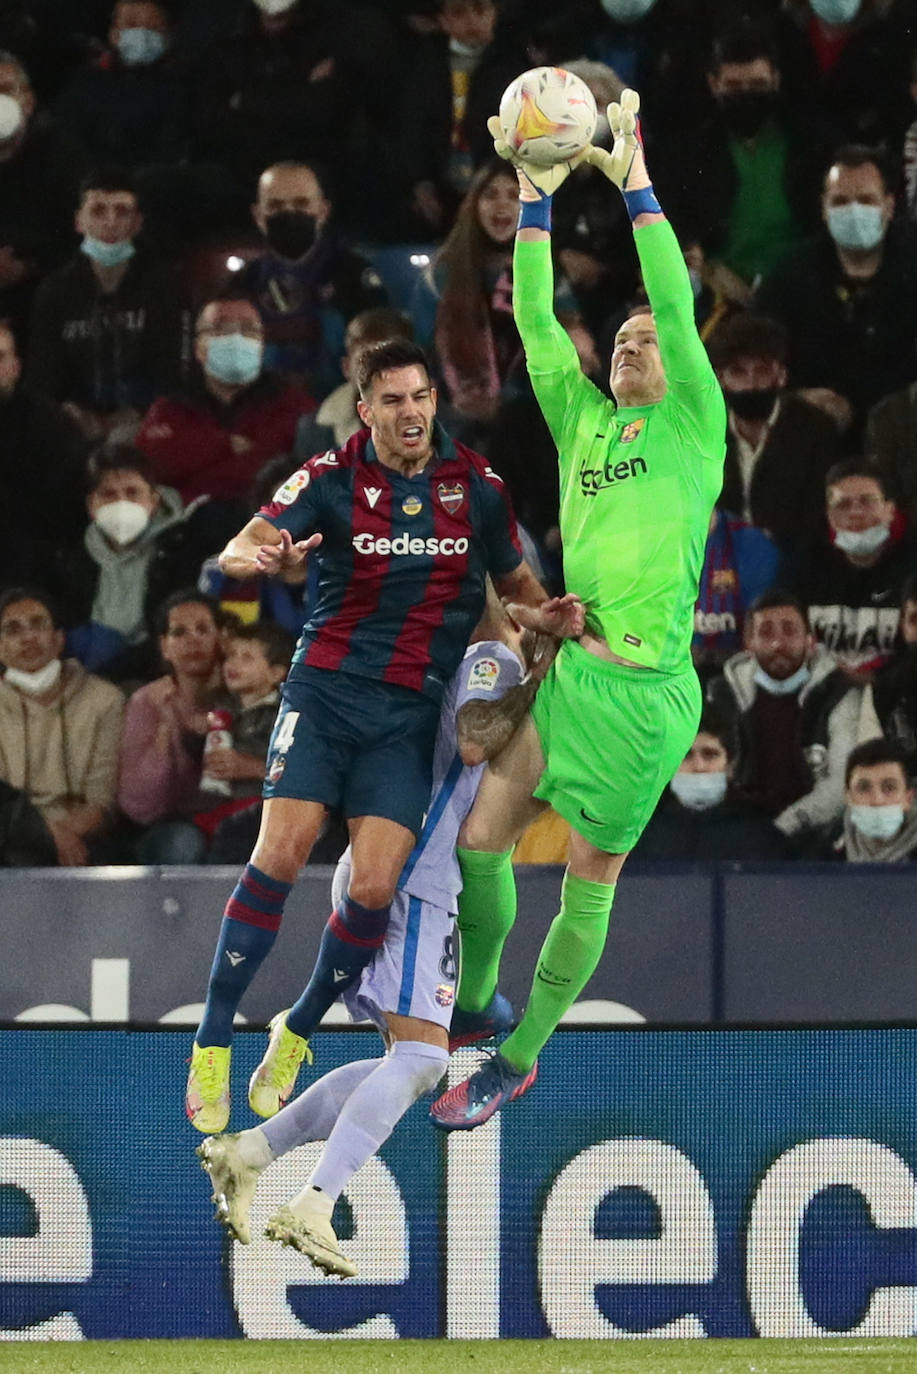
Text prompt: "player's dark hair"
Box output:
[[824, 456, 889, 497], [79, 165, 139, 202], [696, 703, 739, 762], [155, 588, 222, 638], [747, 587, 809, 629], [845, 736, 910, 787], [706, 313, 788, 370], [86, 443, 157, 492], [229, 619, 295, 670], [825, 143, 894, 195], [0, 585, 61, 630], [708, 21, 779, 73], [355, 340, 432, 398]]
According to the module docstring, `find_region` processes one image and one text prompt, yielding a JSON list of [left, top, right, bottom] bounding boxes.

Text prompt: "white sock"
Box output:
[[307, 1040, 448, 1201]]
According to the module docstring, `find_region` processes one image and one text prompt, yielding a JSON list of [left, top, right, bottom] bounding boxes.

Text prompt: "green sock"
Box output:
[[501, 871, 616, 1073], [455, 847, 517, 1014]]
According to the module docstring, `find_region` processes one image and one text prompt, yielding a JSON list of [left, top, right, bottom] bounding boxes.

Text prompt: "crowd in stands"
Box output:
[[0, 0, 916, 866]]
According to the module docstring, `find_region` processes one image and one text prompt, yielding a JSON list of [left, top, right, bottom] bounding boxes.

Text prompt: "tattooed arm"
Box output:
[[456, 631, 555, 767]]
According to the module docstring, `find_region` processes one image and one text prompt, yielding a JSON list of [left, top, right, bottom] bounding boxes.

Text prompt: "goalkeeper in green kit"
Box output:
[[431, 89, 726, 1130]]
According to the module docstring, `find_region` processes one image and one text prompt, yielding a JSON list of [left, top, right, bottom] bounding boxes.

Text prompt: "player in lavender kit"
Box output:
[[186, 338, 582, 1132], [196, 588, 544, 1275]]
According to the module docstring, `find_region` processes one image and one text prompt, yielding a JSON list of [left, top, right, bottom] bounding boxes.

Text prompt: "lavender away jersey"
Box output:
[[395, 640, 523, 912], [260, 423, 522, 705]]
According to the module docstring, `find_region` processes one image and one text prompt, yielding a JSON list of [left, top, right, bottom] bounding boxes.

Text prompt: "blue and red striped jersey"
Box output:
[[260, 422, 523, 703]]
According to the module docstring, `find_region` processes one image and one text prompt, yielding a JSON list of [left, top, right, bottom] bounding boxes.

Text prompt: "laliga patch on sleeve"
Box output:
[[272, 468, 310, 506], [467, 657, 500, 691]]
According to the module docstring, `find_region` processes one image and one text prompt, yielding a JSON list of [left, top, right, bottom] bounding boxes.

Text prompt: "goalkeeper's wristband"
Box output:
[[518, 196, 552, 231], [622, 184, 662, 221]]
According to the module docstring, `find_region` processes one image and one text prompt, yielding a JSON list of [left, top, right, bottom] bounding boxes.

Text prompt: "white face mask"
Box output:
[[670, 771, 728, 811], [5, 658, 62, 695], [94, 499, 151, 546], [0, 92, 23, 141], [754, 662, 811, 696], [850, 802, 905, 840], [834, 523, 889, 557]]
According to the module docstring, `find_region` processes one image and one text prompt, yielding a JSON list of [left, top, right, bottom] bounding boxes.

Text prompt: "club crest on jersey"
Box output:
[[711, 568, 738, 593], [437, 481, 465, 515], [467, 657, 499, 691], [620, 418, 645, 444], [402, 494, 423, 517], [267, 755, 286, 782], [272, 468, 310, 506], [435, 983, 455, 1007]]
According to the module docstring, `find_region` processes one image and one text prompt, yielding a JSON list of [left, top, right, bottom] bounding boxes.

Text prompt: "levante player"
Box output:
[[186, 337, 583, 1133], [432, 89, 727, 1129]]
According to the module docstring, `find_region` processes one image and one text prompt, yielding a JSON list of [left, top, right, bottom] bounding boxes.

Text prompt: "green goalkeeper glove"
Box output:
[[584, 88, 651, 191]]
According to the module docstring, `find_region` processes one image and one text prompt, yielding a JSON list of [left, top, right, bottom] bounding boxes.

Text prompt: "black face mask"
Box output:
[[724, 386, 779, 420], [264, 211, 317, 260], [718, 90, 778, 140]]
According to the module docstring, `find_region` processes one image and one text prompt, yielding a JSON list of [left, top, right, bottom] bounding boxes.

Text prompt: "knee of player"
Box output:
[[345, 872, 397, 911]]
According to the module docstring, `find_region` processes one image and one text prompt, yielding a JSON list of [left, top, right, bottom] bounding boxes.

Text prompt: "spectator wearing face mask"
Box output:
[[51, 444, 215, 685], [778, 0, 914, 153], [783, 458, 917, 681], [707, 589, 861, 837], [802, 737, 917, 862], [27, 166, 182, 445], [756, 144, 917, 434], [234, 160, 387, 400], [653, 21, 824, 303], [0, 585, 124, 865], [186, 0, 400, 237], [707, 312, 841, 553], [53, 1, 189, 175], [0, 50, 87, 340], [586, 0, 714, 134], [135, 292, 316, 544], [631, 706, 790, 860]]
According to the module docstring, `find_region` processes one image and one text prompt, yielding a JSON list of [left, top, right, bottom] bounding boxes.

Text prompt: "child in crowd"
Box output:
[[195, 620, 293, 862]]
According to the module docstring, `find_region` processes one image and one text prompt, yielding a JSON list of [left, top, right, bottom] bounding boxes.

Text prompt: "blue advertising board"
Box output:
[[2, 1028, 917, 1341]]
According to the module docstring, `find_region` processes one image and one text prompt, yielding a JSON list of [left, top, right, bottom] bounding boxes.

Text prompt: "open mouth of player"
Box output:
[[401, 425, 425, 446]]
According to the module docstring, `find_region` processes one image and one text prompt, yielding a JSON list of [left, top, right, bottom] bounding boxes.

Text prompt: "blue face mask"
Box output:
[[826, 202, 885, 252], [754, 662, 811, 696], [118, 27, 167, 65], [670, 771, 728, 811], [601, 0, 657, 20], [850, 803, 905, 840], [810, 0, 860, 23], [81, 236, 135, 268], [834, 524, 889, 557], [205, 333, 262, 385]]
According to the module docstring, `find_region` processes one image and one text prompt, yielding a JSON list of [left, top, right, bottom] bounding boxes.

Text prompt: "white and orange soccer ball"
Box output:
[[498, 66, 598, 168]]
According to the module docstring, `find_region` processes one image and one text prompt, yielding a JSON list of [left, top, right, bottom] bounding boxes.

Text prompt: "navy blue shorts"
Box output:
[[262, 668, 441, 838]]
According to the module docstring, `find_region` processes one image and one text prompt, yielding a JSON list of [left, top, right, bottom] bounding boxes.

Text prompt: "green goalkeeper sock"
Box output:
[[455, 847, 517, 1014], [500, 871, 616, 1073]]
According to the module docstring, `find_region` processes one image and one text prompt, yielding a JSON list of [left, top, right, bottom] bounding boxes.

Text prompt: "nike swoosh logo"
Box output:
[[579, 807, 603, 824], [226, 952, 246, 966]]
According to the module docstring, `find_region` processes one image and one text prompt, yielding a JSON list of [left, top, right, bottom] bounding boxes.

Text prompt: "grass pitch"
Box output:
[[0, 1340, 914, 1374]]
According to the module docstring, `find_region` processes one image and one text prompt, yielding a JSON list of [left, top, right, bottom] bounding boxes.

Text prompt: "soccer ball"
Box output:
[[498, 66, 598, 168]]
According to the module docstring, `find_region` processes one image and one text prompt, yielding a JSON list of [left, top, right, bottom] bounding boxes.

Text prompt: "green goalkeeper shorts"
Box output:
[[531, 639, 701, 853]]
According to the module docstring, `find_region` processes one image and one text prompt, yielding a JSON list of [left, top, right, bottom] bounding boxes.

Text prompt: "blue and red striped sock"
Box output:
[[196, 863, 292, 1047], [286, 894, 390, 1040]]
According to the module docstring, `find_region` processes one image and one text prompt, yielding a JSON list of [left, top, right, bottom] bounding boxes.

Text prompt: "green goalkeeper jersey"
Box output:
[[514, 220, 726, 673]]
